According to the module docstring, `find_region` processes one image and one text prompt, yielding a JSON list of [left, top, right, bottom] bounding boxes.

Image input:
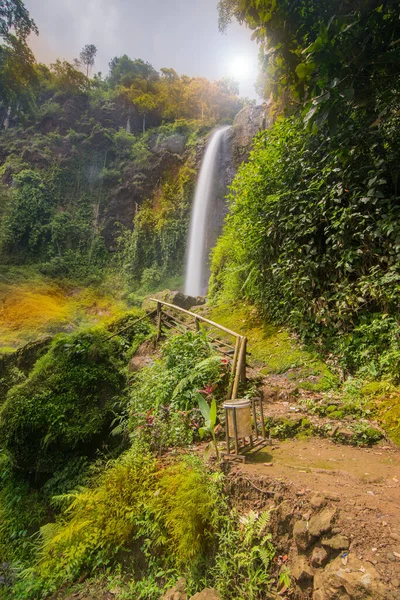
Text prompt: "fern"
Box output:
[[256, 510, 270, 535], [171, 356, 222, 401]]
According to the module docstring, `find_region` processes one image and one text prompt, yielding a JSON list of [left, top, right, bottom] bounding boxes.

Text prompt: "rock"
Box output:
[[293, 520, 311, 551], [189, 589, 221, 600], [308, 507, 336, 538], [163, 578, 187, 600], [128, 355, 152, 372], [310, 494, 327, 509], [231, 104, 272, 165], [142, 290, 205, 312], [292, 556, 314, 582], [313, 555, 389, 599], [321, 535, 350, 551], [392, 578, 400, 588], [311, 546, 329, 568], [386, 552, 396, 562]]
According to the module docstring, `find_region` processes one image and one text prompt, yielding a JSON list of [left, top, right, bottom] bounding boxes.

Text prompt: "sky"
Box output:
[[24, 0, 261, 100]]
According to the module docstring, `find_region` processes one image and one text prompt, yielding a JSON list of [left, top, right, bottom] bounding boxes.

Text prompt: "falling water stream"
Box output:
[[184, 125, 231, 297]]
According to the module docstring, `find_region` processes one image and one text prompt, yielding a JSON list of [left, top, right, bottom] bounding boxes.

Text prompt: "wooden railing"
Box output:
[[150, 299, 247, 400]]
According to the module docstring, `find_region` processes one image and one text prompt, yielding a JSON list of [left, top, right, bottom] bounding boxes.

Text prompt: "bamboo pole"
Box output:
[[232, 336, 247, 399], [149, 299, 241, 339], [239, 337, 247, 382], [229, 336, 242, 400], [156, 302, 162, 344]]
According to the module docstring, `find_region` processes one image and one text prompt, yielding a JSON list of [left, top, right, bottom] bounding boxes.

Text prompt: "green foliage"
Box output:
[[128, 331, 228, 451], [0, 454, 46, 566], [119, 160, 196, 285], [19, 443, 157, 597], [218, 0, 400, 127], [0, 328, 126, 474], [211, 104, 400, 378], [145, 456, 223, 568], [197, 393, 219, 460], [212, 510, 275, 600], [14, 450, 225, 599]]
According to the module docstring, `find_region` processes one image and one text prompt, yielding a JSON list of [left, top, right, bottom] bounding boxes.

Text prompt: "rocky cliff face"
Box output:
[[230, 103, 272, 168]]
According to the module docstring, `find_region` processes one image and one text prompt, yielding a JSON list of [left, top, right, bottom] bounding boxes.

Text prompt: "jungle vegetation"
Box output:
[[0, 0, 400, 599]]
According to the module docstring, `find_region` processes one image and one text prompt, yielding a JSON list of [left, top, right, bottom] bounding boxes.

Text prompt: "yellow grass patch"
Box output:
[[0, 278, 125, 350]]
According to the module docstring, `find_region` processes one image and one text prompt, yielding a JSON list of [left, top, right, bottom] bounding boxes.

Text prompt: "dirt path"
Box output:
[[228, 437, 400, 596]]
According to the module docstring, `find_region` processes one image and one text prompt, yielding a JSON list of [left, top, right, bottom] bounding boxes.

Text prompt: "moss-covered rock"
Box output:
[[0, 328, 125, 475]]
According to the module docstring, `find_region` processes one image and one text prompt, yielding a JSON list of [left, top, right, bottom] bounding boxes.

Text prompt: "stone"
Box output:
[[142, 290, 205, 312], [292, 556, 314, 582], [308, 507, 336, 538], [293, 520, 310, 551], [311, 545, 329, 568], [313, 555, 388, 600], [387, 552, 396, 562], [189, 589, 221, 600], [231, 104, 271, 165], [321, 535, 350, 551], [163, 578, 187, 600], [392, 578, 400, 588], [310, 494, 327, 509]]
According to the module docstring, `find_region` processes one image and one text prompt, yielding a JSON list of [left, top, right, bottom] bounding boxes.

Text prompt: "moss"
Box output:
[[0, 327, 126, 475], [209, 303, 337, 389], [372, 392, 400, 445]]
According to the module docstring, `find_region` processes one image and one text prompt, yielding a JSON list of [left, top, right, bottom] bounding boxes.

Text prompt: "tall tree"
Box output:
[[0, 0, 37, 42], [79, 43, 97, 77], [0, 0, 38, 126]]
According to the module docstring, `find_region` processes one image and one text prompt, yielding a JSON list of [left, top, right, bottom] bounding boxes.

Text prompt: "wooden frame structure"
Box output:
[[150, 298, 247, 399]]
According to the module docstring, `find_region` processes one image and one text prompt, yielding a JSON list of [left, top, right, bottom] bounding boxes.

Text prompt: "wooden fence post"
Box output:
[[232, 336, 247, 399], [156, 301, 162, 344], [239, 336, 247, 382], [227, 336, 241, 400]]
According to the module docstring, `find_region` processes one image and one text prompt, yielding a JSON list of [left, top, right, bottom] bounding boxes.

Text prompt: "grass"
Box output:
[[209, 303, 336, 387], [0, 268, 127, 350]]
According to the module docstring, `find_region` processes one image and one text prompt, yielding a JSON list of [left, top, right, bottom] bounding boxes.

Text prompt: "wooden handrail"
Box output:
[[149, 298, 247, 399], [149, 299, 241, 339]]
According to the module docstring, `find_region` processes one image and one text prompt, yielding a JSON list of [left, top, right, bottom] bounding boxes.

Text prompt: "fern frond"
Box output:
[[256, 510, 270, 535], [171, 356, 221, 400]]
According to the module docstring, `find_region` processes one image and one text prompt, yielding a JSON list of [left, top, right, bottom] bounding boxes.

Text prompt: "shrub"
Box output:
[[128, 331, 229, 450], [211, 98, 400, 379]]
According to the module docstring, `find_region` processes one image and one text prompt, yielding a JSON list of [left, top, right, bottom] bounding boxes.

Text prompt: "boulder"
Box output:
[[321, 534, 350, 551], [310, 494, 327, 509], [311, 545, 329, 568], [308, 507, 336, 538], [142, 290, 205, 312], [292, 556, 314, 582], [163, 578, 187, 600], [293, 520, 311, 551], [189, 589, 221, 600], [313, 555, 390, 600]]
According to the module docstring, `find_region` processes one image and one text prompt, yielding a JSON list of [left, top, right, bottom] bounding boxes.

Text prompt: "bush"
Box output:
[[16, 450, 224, 598], [128, 331, 229, 450], [211, 96, 400, 378], [0, 328, 125, 474]]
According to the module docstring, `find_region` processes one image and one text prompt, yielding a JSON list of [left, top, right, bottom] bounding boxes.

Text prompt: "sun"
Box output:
[[227, 55, 253, 81]]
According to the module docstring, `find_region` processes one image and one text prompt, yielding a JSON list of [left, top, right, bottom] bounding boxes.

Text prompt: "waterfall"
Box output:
[[185, 125, 231, 297]]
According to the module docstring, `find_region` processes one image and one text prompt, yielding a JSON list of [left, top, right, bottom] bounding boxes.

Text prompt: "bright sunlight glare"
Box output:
[[227, 55, 254, 81]]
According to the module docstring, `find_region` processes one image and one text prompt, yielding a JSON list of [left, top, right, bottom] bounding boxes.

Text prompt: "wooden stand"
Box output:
[[223, 397, 267, 462]]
